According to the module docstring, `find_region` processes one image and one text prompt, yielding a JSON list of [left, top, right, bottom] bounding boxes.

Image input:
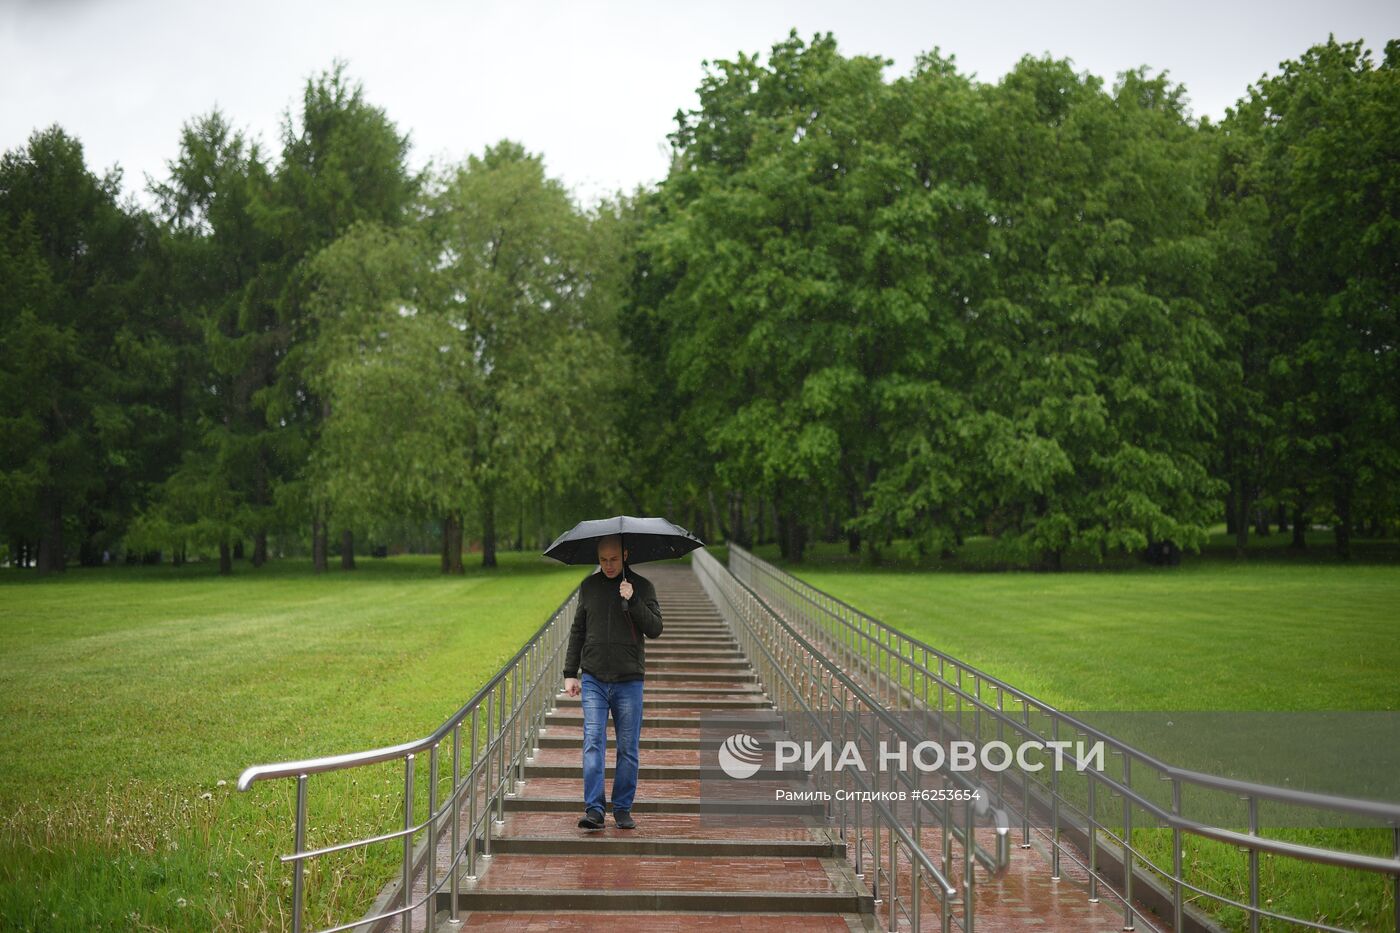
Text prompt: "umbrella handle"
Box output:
[[620, 533, 628, 611]]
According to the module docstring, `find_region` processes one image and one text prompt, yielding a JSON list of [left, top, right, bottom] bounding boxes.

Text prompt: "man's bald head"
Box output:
[[597, 535, 627, 578]]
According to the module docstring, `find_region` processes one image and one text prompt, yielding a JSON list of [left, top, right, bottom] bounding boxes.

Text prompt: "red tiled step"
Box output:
[[484, 813, 844, 858], [618, 670, 756, 682], [539, 731, 728, 750], [462, 854, 846, 893], [556, 696, 769, 710], [616, 684, 761, 695], [530, 747, 703, 767], [495, 811, 834, 845], [542, 713, 780, 735], [446, 853, 873, 913], [441, 910, 862, 931]]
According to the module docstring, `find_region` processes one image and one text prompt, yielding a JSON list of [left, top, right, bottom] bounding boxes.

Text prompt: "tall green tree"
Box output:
[[310, 141, 625, 571], [1215, 37, 1400, 556], [135, 112, 277, 573], [0, 127, 156, 572], [962, 58, 1223, 568], [267, 62, 418, 571], [647, 33, 925, 561]]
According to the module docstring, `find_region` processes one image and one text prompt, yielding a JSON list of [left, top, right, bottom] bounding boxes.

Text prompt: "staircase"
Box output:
[[409, 563, 876, 930]]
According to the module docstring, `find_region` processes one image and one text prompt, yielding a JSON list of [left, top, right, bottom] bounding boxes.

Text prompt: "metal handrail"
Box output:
[[237, 585, 582, 933], [693, 548, 1010, 933], [729, 543, 1400, 933]]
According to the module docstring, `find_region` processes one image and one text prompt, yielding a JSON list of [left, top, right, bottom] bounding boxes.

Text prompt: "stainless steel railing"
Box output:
[[693, 547, 1010, 933], [729, 543, 1400, 933], [237, 585, 580, 933]]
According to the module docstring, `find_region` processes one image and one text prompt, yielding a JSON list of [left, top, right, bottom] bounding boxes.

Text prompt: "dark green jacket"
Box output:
[[563, 567, 664, 682]]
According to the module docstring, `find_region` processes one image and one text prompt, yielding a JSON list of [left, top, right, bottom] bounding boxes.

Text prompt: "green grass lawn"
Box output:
[[753, 530, 1400, 711], [756, 532, 1400, 932], [0, 552, 583, 932]]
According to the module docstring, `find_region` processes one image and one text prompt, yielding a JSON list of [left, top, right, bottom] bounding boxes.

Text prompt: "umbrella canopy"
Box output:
[[544, 515, 705, 567]]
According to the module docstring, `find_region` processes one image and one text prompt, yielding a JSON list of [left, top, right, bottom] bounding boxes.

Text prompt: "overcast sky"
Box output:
[[3, 0, 1398, 208]]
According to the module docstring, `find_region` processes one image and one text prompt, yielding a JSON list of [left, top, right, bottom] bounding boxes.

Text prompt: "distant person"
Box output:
[[562, 535, 664, 830]]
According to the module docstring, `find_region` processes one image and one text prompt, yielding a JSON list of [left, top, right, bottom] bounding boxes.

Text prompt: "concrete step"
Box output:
[[555, 696, 771, 710], [433, 913, 865, 932], [565, 670, 756, 683], [445, 853, 873, 914], [483, 811, 846, 859]]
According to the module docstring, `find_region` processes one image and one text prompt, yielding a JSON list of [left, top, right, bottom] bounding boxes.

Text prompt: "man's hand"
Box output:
[[564, 677, 581, 698], [619, 580, 634, 601]]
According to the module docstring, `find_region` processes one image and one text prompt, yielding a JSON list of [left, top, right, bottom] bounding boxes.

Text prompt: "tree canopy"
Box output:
[[3, 35, 1396, 573]]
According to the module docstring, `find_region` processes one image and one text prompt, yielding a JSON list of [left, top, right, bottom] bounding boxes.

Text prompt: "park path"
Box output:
[[402, 564, 1158, 931]]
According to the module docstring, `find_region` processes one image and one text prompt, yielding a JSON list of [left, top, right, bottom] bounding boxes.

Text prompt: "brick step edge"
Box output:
[[556, 699, 770, 709], [502, 796, 826, 816], [522, 764, 812, 781], [438, 889, 873, 915], [485, 836, 845, 858]]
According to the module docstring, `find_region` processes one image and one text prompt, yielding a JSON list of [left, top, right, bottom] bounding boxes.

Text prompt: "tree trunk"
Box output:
[[844, 480, 861, 554], [1275, 503, 1289, 535], [707, 489, 728, 544], [312, 519, 328, 573], [1252, 504, 1270, 537], [1233, 479, 1250, 555], [174, 546, 186, 567], [218, 539, 233, 575], [79, 515, 103, 567], [481, 484, 497, 569], [1334, 478, 1353, 560], [233, 539, 245, 560], [37, 494, 64, 574], [252, 530, 268, 568], [443, 513, 464, 574], [730, 492, 750, 549], [340, 530, 355, 570]]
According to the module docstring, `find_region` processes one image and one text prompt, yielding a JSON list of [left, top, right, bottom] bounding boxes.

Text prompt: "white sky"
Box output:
[[3, 0, 1398, 208]]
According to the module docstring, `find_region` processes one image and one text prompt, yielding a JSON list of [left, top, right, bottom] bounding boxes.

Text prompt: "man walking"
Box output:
[[563, 534, 664, 830]]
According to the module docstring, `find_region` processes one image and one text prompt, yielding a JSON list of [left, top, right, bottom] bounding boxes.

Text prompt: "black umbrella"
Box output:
[[545, 515, 704, 610], [544, 515, 705, 568]]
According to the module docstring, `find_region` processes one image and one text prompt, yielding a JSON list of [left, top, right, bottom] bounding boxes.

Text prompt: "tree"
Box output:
[[309, 141, 626, 572], [959, 58, 1224, 568], [133, 112, 278, 573], [0, 128, 154, 572], [1215, 37, 1400, 556], [645, 33, 920, 561], [264, 62, 418, 571]]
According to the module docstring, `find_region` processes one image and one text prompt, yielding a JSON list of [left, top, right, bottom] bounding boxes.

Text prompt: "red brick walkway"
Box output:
[[395, 564, 1162, 932]]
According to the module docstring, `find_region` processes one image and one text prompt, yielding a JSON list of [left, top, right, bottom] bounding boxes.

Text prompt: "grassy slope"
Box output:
[[0, 553, 582, 932], [766, 533, 1399, 931]]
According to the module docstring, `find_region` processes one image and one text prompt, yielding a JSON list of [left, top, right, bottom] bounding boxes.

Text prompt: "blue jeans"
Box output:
[[580, 673, 643, 813]]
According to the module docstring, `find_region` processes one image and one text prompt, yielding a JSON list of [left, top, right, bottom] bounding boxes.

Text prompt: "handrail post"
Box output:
[[292, 774, 307, 933], [963, 794, 975, 931], [426, 743, 439, 933], [449, 723, 461, 925], [1088, 770, 1100, 903], [1171, 777, 1182, 933], [402, 753, 414, 933], [1122, 754, 1134, 931], [1050, 716, 1061, 881], [1248, 794, 1260, 933], [467, 707, 481, 877]]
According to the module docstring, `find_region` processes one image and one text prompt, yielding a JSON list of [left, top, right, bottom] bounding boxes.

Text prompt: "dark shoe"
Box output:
[[614, 809, 636, 829], [577, 808, 605, 830]]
